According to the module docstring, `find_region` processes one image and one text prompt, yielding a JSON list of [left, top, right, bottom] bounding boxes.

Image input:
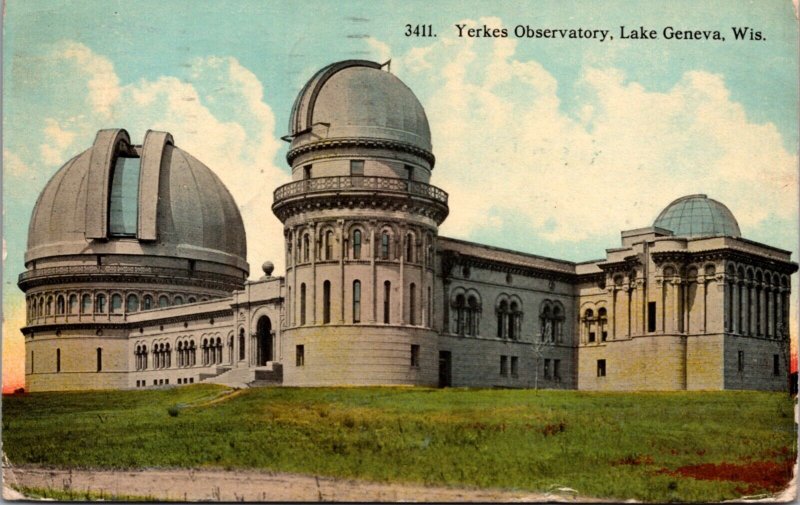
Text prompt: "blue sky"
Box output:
[[3, 0, 799, 386]]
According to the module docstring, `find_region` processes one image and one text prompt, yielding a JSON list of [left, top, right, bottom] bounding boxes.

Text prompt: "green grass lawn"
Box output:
[[2, 386, 795, 502]]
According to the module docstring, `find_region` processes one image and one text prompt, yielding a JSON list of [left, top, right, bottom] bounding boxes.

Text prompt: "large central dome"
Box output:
[[287, 60, 433, 163], [26, 129, 248, 272]]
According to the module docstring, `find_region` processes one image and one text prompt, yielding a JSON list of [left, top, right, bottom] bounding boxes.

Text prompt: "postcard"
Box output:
[[2, 0, 798, 502]]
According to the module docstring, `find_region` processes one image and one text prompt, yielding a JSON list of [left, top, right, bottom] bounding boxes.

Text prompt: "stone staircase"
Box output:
[[201, 362, 283, 388]]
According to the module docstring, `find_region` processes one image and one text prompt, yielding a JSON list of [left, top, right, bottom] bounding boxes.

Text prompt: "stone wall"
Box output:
[[282, 325, 438, 386]]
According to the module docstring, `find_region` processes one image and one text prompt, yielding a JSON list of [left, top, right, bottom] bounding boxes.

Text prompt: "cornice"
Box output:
[[287, 137, 436, 166]]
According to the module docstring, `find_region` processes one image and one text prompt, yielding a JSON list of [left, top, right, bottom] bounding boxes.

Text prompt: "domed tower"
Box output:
[[272, 60, 449, 386], [19, 129, 248, 391]]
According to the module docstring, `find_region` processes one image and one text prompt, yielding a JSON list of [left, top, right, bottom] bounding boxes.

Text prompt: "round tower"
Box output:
[[20, 129, 249, 391], [272, 60, 448, 386]]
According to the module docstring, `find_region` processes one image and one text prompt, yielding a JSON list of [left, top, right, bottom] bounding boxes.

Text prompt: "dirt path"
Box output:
[[3, 465, 602, 502]]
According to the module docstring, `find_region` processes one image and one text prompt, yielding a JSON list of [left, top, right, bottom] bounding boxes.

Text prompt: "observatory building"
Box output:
[[19, 60, 797, 392]]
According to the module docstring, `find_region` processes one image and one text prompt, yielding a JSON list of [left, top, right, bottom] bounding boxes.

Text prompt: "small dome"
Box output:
[[288, 60, 432, 162], [26, 129, 248, 272], [654, 194, 741, 238]]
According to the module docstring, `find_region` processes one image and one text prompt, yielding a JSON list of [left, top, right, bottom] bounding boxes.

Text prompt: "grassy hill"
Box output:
[[2, 386, 795, 502]]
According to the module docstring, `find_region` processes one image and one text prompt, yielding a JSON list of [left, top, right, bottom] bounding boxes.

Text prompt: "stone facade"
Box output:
[[19, 60, 797, 392]]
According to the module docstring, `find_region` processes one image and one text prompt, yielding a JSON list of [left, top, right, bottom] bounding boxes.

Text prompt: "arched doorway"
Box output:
[[256, 316, 273, 365]]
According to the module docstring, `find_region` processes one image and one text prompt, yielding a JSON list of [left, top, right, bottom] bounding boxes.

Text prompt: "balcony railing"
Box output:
[[273, 176, 448, 205]]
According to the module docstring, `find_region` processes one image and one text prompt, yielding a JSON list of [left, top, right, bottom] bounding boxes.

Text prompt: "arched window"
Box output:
[[110, 294, 123, 314], [508, 301, 519, 340], [552, 305, 564, 342], [126, 294, 139, 313], [166, 343, 171, 368], [383, 281, 391, 324], [158, 295, 169, 308], [188, 297, 197, 303], [584, 308, 595, 343], [142, 345, 147, 369], [409, 283, 416, 325], [303, 234, 310, 262], [203, 339, 209, 365], [68, 294, 78, 314], [323, 280, 331, 324], [598, 307, 608, 341], [31, 299, 37, 321], [238, 329, 245, 360], [381, 232, 391, 260], [46, 297, 53, 315], [56, 296, 65, 315], [142, 295, 153, 311], [177, 342, 184, 367], [96, 294, 106, 313], [325, 230, 334, 260], [174, 295, 184, 306], [82, 294, 92, 314], [454, 294, 466, 335], [353, 229, 362, 259], [497, 300, 508, 338], [228, 335, 234, 363], [467, 296, 480, 335], [406, 234, 414, 263], [353, 280, 361, 323], [300, 283, 307, 325]]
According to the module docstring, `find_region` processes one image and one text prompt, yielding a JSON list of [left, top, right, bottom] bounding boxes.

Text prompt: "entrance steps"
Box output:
[[200, 363, 283, 388]]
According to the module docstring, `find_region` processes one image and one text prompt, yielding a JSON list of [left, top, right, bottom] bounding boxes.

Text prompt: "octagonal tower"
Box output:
[[273, 60, 448, 386]]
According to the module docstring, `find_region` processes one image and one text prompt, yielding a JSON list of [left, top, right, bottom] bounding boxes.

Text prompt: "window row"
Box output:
[[724, 281, 790, 338], [134, 337, 234, 370], [287, 226, 435, 265], [294, 280, 428, 326], [27, 292, 209, 321]]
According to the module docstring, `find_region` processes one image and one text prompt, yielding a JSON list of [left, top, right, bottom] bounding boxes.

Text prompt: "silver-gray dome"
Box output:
[[288, 60, 432, 155], [654, 194, 741, 238], [26, 129, 248, 272]]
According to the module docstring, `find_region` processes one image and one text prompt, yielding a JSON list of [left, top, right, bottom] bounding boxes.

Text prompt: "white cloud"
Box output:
[[376, 21, 797, 244], [21, 42, 289, 277]]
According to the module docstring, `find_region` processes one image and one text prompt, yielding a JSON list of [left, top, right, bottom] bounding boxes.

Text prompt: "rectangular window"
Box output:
[[588, 332, 596, 343], [31, 351, 34, 373], [323, 281, 331, 324], [773, 354, 780, 376], [350, 160, 364, 176], [153, 379, 157, 386], [510, 356, 518, 377], [411, 344, 420, 367], [597, 359, 606, 377], [383, 281, 391, 324], [353, 280, 361, 323], [409, 283, 416, 325], [109, 157, 141, 236], [190, 378, 194, 384], [296, 345, 305, 367], [56, 348, 61, 373], [404, 164, 413, 181], [647, 302, 657, 333], [96, 348, 103, 372], [500, 355, 508, 376], [738, 350, 744, 372], [300, 283, 307, 325], [544, 358, 551, 379], [165, 379, 169, 385], [554, 359, 561, 381], [303, 165, 312, 179], [601, 331, 608, 342]]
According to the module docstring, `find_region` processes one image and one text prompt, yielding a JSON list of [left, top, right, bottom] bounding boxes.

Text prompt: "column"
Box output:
[[732, 281, 739, 333]]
